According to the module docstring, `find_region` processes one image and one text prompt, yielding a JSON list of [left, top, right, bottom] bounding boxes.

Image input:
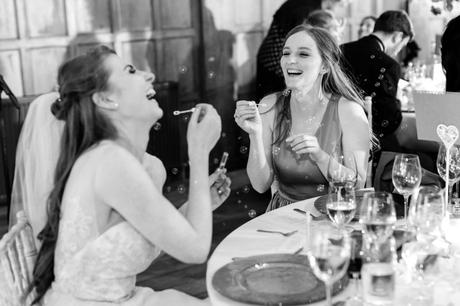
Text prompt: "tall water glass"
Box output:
[[306, 224, 350, 306], [359, 192, 396, 244], [392, 154, 422, 227], [436, 144, 460, 207]]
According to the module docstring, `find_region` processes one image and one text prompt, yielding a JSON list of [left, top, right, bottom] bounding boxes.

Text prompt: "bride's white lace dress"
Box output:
[[42, 142, 206, 305]]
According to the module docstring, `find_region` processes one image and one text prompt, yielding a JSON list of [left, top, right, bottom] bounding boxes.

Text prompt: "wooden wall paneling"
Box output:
[[0, 50, 24, 97], [24, 0, 67, 37], [161, 37, 197, 101], [71, 0, 112, 34], [27, 47, 67, 95], [160, 0, 192, 29], [233, 0, 262, 28], [235, 32, 263, 99], [0, 0, 18, 39], [120, 40, 157, 74], [115, 0, 153, 32]]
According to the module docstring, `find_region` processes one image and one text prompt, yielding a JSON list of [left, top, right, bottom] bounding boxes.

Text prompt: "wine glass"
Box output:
[[327, 152, 358, 201], [359, 192, 396, 244], [436, 144, 460, 207], [326, 186, 356, 233], [306, 224, 351, 306], [392, 154, 422, 228]]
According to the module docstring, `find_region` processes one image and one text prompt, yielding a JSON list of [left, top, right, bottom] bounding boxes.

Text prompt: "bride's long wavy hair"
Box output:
[[32, 45, 118, 304]]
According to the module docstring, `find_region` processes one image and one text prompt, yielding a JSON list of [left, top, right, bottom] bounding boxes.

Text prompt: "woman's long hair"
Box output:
[[273, 24, 366, 145], [31, 45, 118, 304]]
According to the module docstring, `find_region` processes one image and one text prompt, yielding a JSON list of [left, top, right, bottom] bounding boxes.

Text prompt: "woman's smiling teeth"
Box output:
[[287, 68, 303, 77], [146, 88, 156, 100]]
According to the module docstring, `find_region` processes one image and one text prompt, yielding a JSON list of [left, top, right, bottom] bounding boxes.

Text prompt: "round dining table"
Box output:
[[206, 195, 460, 306]]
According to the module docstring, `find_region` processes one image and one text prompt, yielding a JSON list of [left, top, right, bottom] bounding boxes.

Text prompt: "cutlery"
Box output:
[[293, 208, 326, 221], [231, 247, 304, 261], [256, 229, 298, 237]]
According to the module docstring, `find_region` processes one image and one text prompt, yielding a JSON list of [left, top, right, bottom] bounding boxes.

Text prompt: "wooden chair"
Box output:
[[363, 96, 373, 188], [0, 211, 38, 305]]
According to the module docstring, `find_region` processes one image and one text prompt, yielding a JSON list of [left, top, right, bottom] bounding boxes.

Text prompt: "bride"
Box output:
[[10, 45, 230, 305]]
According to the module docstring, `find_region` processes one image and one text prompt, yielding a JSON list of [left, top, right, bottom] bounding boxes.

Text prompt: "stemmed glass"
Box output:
[[326, 153, 358, 232], [392, 154, 422, 228], [359, 192, 397, 244], [306, 223, 351, 306], [436, 144, 460, 208]]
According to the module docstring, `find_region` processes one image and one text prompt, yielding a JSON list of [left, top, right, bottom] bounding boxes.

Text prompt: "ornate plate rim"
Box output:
[[212, 253, 348, 305]]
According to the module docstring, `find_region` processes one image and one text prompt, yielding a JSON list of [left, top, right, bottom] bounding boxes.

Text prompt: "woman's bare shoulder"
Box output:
[[258, 93, 278, 115]]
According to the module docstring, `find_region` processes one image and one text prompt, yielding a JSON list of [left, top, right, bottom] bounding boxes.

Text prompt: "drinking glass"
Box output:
[[306, 224, 351, 306], [392, 154, 422, 227], [410, 186, 444, 240], [326, 187, 356, 232], [359, 192, 396, 244], [327, 152, 358, 201], [436, 144, 460, 207]]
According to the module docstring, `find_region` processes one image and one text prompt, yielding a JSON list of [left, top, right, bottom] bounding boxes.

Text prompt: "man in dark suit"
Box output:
[[341, 10, 414, 150]]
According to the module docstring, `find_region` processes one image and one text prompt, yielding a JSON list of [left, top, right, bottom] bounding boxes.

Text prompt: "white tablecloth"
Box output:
[[206, 196, 460, 306]]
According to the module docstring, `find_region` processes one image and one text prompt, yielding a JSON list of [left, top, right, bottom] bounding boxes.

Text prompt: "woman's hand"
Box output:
[[285, 134, 328, 163], [187, 104, 221, 157], [234, 100, 262, 136], [209, 168, 232, 211]]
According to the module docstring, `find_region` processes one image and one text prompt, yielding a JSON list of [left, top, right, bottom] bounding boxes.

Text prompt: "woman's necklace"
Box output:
[[291, 94, 328, 134]]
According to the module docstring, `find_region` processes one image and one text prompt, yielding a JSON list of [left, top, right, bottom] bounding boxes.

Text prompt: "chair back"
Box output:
[[364, 96, 373, 188], [0, 211, 38, 305]]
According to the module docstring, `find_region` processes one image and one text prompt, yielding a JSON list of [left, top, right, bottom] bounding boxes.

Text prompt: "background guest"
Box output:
[[358, 15, 377, 38], [441, 14, 460, 92], [341, 10, 414, 153], [305, 9, 345, 43]]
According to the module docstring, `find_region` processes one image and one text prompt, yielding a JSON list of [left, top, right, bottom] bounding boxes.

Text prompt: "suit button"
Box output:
[[370, 55, 375, 59], [380, 68, 386, 73]]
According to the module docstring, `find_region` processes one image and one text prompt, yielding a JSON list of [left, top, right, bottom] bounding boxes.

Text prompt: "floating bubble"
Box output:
[[177, 184, 186, 194], [240, 146, 248, 154], [242, 185, 251, 193], [171, 168, 179, 175], [182, 115, 189, 122], [153, 122, 162, 131], [317, 184, 325, 192], [248, 209, 257, 218], [237, 200, 242, 204], [381, 120, 389, 127]]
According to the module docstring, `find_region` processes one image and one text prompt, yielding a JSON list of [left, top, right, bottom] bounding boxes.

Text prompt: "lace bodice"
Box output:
[[46, 143, 160, 303]]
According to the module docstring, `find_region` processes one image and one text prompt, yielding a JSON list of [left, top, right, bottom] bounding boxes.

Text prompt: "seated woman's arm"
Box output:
[[238, 94, 277, 193], [338, 99, 371, 188]]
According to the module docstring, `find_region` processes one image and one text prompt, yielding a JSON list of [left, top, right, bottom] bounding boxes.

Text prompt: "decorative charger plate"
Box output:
[[314, 189, 371, 220], [212, 254, 348, 305]]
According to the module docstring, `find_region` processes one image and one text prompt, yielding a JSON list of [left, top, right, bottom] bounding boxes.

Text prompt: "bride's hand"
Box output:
[[285, 134, 327, 162], [209, 168, 231, 211]]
